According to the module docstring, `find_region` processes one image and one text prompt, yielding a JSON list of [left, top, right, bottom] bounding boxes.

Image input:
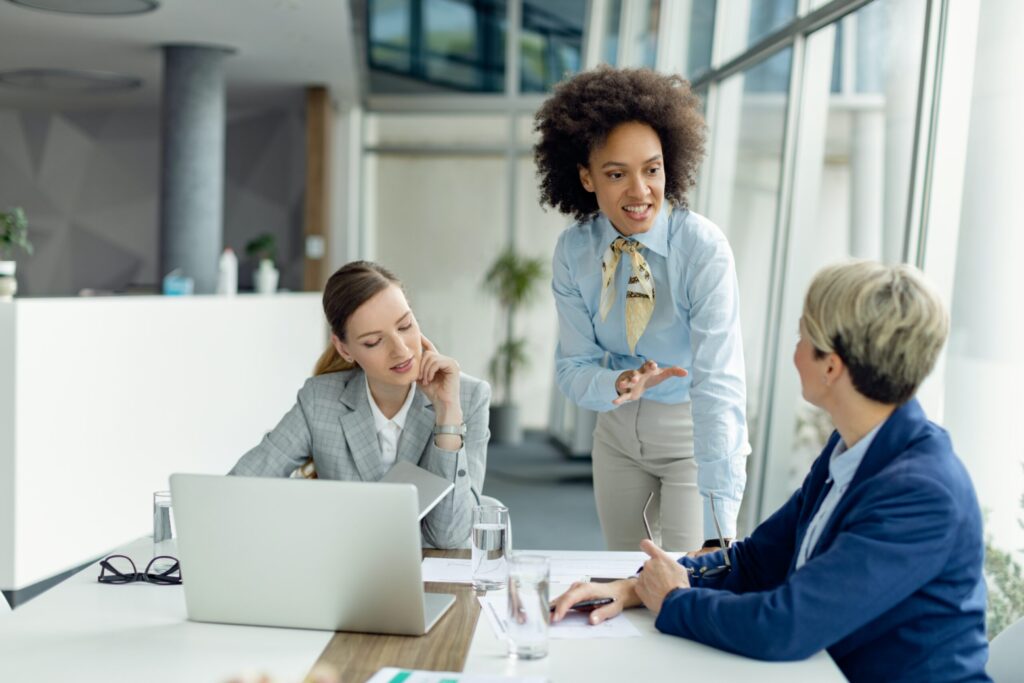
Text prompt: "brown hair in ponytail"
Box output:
[[299, 261, 405, 479], [313, 260, 404, 377]]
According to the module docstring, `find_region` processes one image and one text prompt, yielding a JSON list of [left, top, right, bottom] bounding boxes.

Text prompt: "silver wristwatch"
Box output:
[[432, 423, 467, 438], [432, 423, 466, 449]]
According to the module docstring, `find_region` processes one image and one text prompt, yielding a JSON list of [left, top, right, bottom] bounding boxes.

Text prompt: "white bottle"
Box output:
[[216, 247, 238, 296], [254, 258, 279, 295]]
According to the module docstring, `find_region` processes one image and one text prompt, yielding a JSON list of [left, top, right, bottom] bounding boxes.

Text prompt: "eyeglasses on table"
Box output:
[[642, 490, 732, 579], [97, 554, 182, 585]]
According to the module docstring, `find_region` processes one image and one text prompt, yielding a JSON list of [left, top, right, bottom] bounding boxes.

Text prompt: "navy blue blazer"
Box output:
[[656, 399, 990, 682]]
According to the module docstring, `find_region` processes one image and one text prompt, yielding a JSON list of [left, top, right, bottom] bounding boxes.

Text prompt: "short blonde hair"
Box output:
[[802, 260, 948, 404]]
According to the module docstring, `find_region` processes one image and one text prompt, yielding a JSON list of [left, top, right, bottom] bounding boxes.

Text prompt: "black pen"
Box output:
[[551, 597, 615, 613]]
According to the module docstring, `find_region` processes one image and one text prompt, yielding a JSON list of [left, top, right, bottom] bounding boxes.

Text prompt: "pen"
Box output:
[[551, 597, 615, 613]]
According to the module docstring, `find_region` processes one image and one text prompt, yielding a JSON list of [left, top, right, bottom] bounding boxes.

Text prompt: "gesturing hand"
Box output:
[[613, 360, 688, 405], [635, 539, 690, 616], [417, 335, 462, 419]]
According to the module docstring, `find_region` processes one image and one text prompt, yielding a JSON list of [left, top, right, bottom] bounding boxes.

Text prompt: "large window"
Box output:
[[684, 0, 716, 79], [937, 0, 1024, 634], [521, 0, 587, 92], [367, 0, 507, 92], [758, 0, 927, 515], [366, 0, 585, 93], [702, 48, 793, 528]]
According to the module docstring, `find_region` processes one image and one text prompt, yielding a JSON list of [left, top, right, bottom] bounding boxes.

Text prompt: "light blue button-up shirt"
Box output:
[[551, 205, 750, 538], [795, 423, 883, 569]]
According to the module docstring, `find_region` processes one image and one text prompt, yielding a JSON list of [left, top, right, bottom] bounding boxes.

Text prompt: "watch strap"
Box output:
[[432, 423, 467, 437]]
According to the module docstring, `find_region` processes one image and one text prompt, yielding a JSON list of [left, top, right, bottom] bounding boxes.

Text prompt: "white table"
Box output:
[[0, 537, 333, 683], [462, 550, 843, 682], [0, 542, 844, 682]]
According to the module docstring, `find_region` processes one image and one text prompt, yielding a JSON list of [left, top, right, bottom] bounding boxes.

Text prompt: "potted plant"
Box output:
[[245, 232, 278, 294], [483, 248, 547, 444], [0, 207, 32, 301]]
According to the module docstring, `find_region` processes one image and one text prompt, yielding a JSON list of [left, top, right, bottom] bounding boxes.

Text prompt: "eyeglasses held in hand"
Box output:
[[97, 554, 182, 585], [641, 491, 732, 579]]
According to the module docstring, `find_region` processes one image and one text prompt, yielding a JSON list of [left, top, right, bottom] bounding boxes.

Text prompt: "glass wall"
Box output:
[[714, 0, 797, 65], [939, 0, 1024, 636], [520, 0, 587, 92], [366, 0, 586, 93], [702, 48, 792, 525], [368, 0, 412, 72], [367, 0, 507, 92], [630, 0, 660, 68], [758, 0, 927, 514], [602, 0, 623, 65], [684, 0, 717, 79]]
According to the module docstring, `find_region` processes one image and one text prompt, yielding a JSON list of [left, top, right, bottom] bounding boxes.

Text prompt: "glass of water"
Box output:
[[152, 490, 175, 571], [471, 504, 509, 590], [507, 553, 550, 659]]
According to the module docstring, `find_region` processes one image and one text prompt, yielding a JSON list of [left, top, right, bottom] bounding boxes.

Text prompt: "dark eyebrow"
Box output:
[[600, 154, 663, 170], [356, 311, 412, 340]]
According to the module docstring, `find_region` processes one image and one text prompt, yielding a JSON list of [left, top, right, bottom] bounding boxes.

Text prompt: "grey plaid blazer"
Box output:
[[229, 368, 491, 549]]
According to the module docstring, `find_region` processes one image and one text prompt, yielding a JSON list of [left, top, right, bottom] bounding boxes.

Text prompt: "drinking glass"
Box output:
[[506, 554, 550, 659], [471, 505, 509, 590], [152, 490, 175, 571]]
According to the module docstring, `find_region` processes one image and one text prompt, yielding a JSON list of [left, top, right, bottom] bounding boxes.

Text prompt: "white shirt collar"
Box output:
[[828, 422, 884, 490], [365, 375, 416, 434]]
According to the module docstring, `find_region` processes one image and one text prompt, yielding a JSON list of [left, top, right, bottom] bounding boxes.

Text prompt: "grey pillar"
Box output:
[[159, 44, 232, 294]]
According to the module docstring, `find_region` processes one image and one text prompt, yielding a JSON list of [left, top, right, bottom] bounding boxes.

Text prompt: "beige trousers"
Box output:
[[591, 399, 701, 552]]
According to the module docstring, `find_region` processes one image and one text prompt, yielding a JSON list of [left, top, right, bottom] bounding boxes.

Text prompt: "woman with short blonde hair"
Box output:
[[801, 260, 948, 404], [552, 260, 989, 682]]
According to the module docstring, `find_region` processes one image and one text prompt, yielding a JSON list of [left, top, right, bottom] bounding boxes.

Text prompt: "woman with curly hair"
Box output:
[[535, 67, 749, 552]]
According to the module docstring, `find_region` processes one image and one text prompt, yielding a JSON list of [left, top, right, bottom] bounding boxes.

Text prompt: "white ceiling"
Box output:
[[0, 0, 360, 110]]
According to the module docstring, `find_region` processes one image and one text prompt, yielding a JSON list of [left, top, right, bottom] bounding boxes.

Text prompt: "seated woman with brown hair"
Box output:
[[230, 261, 491, 550]]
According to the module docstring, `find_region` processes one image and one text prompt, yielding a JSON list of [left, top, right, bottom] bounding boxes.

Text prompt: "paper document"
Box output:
[[422, 556, 643, 584], [366, 667, 546, 683], [478, 592, 642, 640]]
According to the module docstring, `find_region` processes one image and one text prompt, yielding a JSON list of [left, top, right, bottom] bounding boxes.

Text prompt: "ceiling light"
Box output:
[[5, 0, 159, 15], [0, 68, 142, 92]]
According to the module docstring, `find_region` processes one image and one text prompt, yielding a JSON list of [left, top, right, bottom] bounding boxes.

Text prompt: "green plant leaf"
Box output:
[[245, 232, 277, 261], [0, 207, 31, 259], [482, 248, 547, 400], [484, 249, 547, 308], [984, 463, 1024, 639]]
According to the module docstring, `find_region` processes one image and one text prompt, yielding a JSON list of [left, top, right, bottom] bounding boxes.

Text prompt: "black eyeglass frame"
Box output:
[[693, 493, 733, 579], [97, 554, 182, 585], [641, 491, 732, 580]]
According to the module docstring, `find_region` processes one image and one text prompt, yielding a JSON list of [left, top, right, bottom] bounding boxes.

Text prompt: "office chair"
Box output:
[[989, 616, 1024, 682]]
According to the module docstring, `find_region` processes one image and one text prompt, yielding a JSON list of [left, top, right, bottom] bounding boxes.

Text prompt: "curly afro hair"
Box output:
[[533, 66, 706, 223]]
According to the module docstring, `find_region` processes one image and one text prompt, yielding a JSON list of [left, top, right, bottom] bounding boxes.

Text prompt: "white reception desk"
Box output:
[[0, 294, 326, 591]]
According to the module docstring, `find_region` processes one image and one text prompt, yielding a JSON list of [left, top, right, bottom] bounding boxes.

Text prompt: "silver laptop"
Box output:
[[169, 473, 456, 635]]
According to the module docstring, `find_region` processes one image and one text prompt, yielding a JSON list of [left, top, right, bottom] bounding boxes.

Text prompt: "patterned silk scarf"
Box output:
[[599, 237, 655, 355]]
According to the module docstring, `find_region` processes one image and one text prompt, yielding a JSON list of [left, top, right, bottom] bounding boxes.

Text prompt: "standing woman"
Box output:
[[230, 261, 491, 549], [535, 67, 749, 552]]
